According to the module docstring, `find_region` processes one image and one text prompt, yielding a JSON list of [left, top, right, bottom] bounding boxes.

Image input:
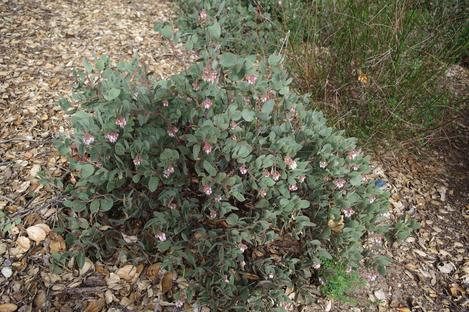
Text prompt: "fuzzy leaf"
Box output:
[[220, 53, 239, 68], [203, 160, 217, 176], [261, 100, 275, 115], [103, 88, 120, 101], [226, 213, 239, 225], [100, 197, 113, 212], [268, 54, 283, 66], [208, 22, 221, 39], [242, 109, 256, 122], [148, 176, 160, 192], [79, 164, 95, 178]]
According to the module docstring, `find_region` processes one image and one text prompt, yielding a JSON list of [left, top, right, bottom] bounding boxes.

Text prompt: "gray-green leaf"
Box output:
[[261, 100, 275, 115], [104, 88, 120, 101], [79, 164, 95, 178], [100, 197, 113, 212], [208, 22, 221, 39], [226, 213, 239, 226], [148, 176, 159, 192], [220, 53, 239, 68], [241, 109, 255, 122], [203, 160, 217, 176]]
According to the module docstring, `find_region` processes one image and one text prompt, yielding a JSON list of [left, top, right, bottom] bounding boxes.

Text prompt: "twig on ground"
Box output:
[[0, 137, 40, 144], [0, 195, 16, 204], [9, 195, 63, 218]]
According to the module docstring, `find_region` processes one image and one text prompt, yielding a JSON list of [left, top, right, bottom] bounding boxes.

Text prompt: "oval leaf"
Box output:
[[148, 176, 160, 192]]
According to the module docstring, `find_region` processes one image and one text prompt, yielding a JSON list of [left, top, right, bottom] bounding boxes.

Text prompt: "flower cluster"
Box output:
[[167, 125, 178, 137], [284, 156, 297, 170], [156, 232, 167, 242], [334, 178, 347, 189], [115, 117, 126, 128], [245, 74, 257, 85], [202, 98, 212, 109], [163, 165, 175, 178], [203, 64, 217, 83], [203, 142, 212, 155], [105, 132, 119, 143], [198, 10, 207, 23], [133, 155, 142, 166], [202, 185, 212, 196], [83, 133, 94, 145]]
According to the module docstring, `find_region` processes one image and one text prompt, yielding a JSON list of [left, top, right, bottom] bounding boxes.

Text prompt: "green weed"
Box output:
[[319, 259, 365, 304]]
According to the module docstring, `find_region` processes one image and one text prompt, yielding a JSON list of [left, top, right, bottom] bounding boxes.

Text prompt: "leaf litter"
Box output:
[[0, 0, 192, 310]]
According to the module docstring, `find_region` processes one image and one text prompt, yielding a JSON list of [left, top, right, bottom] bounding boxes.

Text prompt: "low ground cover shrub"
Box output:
[[46, 0, 418, 310], [53, 52, 393, 309]]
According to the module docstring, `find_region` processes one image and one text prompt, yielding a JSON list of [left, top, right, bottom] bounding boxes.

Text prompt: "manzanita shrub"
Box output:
[[46, 0, 415, 311], [52, 53, 392, 309]]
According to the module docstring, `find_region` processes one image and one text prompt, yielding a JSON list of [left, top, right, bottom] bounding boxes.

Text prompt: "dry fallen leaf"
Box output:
[[437, 261, 455, 274], [0, 304, 18, 312], [116, 264, 138, 281], [79, 258, 95, 275], [327, 217, 344, 233], [121, 233, 138, 243], [49, 232, 66, 253], [161, 271, 173, 294], [104, 290, 114, 304], [1, 267, 13, 278], [374, 289, 386, 301], [106, 273, 121, 289], [16, 181, 30, 193], [84, 298, 105, 312], [449, 284, 464, 297], [29, 164, 41, 178], [8, 247, 22, 257], [128, 291, 141, 305], [397, 308, 410, 312], [23, 213, 42, 227], [242, 273, 260, 281], [35, 223, 51, 235], [146, 263, 161, 281], [34, 289, 47, 309], [26, 225, 47, 243], [16, 236, 31, 253], [324, 299, 332, 312]]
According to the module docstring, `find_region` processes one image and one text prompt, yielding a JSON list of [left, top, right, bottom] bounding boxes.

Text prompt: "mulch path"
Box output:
[[0, 1, 189, 311], [0, 1, 467, 311]]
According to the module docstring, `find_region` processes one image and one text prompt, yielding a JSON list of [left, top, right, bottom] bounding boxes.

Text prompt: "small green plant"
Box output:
[[319, 258, 365, 304], [0, 211, 21, 236], [392, 217, 420, 241]]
